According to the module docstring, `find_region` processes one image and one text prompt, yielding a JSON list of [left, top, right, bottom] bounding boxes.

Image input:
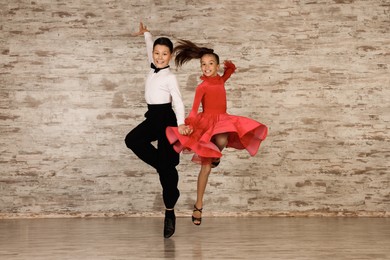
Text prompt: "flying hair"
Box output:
[[174, 39, 219, 68]]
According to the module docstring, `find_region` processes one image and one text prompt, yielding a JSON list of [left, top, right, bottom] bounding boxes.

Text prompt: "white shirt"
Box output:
[[144, 32, 185, 125]]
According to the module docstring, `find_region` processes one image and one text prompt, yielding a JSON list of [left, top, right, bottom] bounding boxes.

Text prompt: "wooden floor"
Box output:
[[0, 217, 389, 259]]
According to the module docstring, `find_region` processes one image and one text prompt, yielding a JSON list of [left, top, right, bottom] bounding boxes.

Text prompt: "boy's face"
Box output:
[[153, 44, 171, 68], [200, 54, 219, 77]]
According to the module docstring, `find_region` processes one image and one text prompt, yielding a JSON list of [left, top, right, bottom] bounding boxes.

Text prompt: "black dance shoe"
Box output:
[[164, 211, 176, 238], [192, 205, 203, 226]]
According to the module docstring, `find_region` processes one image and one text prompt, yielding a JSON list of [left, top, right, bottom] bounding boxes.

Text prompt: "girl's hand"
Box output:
[[224, 60, 234, 66], [223, 60, 236, 70], [132, 22, 149, 36], [178, 124, 193, 135]]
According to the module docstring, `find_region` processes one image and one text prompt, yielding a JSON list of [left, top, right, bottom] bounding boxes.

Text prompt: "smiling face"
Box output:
[[153, 44, 172, 68], [200, 54, 220, 77]]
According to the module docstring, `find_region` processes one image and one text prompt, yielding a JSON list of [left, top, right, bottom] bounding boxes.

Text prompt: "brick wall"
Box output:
[[0, 0, 389, 218]]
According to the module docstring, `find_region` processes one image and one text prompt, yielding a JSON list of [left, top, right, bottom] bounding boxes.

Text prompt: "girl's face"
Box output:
[[200, 54, 219, 77], [153, 44, 172, 68]]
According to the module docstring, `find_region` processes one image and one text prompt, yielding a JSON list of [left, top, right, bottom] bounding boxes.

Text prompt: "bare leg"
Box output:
[[192, 133, 228, 224], [193, 163, 212, 224]]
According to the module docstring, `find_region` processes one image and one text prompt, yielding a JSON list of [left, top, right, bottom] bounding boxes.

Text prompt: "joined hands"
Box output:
[[178, 124, 193, 135]]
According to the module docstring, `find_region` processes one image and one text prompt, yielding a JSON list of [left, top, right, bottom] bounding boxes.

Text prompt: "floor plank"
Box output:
[[0, 217, 389, 259]]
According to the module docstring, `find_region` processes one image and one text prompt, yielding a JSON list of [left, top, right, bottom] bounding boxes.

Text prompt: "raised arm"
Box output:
[[221, 60, 236, 82], [131, 21, 149, 36], [132, 22, 153, 64]]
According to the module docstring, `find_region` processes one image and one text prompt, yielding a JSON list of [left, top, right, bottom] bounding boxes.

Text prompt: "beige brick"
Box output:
[[0, 0, 389, 218]]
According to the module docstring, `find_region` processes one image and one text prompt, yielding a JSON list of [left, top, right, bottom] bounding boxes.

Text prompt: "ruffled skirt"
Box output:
[[166, 112, 268, 164]]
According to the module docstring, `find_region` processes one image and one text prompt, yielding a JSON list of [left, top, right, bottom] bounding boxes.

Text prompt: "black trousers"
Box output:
[[125, 103, 180, 209]]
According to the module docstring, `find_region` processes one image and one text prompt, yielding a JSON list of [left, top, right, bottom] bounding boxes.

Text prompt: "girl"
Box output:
[[166, 40, 268, 225], [125, 22, 190, 238]]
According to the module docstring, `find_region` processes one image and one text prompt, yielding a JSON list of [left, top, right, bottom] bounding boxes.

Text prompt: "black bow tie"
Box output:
[[151, 63, 169, 73]]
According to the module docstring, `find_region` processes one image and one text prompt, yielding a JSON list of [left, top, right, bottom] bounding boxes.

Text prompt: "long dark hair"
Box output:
[[154, 37, 173, 53], [174, 39, 220, 67]]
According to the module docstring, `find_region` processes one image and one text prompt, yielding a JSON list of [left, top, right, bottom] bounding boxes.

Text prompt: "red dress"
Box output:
[[166, 61, 268, 164]]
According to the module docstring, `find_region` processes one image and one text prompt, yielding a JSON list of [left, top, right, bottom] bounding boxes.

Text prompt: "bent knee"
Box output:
[[214, 134, 228, 149], [125, 132, 138, 149]]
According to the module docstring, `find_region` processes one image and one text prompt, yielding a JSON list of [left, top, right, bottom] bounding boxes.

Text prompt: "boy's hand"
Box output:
[[132, 22, 149, 36]]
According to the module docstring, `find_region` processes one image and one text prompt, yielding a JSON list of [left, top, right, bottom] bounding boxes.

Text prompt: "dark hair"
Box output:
[[153, 37, 173, 53], [173, 39, 219, 67]]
